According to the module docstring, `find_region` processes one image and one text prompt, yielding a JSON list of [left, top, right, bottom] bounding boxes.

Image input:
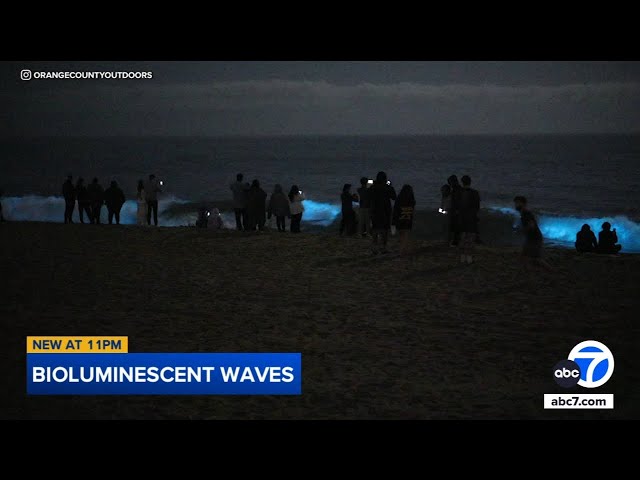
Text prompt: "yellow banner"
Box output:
[[26, 336, 128, 353]]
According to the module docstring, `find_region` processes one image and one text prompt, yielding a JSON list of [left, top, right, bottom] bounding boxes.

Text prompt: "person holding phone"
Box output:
[[288, 185, 305, 233], [597, 222, 622, 254], [339, 184, 358, 236], [369, 171, 396, 254], [357, 177, 372, 237], [144, 174, 162, 226]]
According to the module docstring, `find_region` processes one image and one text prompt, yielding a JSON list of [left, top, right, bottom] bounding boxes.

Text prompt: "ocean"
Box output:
[[2, 135, 640, 251]]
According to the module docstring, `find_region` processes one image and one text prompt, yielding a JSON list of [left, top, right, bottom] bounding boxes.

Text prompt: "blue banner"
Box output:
[[27, 353, 301, 395]]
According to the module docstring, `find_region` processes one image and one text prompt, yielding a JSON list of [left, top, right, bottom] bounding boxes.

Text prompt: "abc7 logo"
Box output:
[[552, 359, 581, 388], [552, 340, 615, 388]]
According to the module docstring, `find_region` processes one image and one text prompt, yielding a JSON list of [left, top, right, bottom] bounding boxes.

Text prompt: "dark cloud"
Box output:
[[2, 62, 640, 136]]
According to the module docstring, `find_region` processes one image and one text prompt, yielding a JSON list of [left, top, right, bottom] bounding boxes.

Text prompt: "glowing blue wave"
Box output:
[[1, 195, 194, 227], [3, 195, 637, 252], [489, 206, 640, 253], [300, 199, 341, 226], [0, 195, 342, 229]]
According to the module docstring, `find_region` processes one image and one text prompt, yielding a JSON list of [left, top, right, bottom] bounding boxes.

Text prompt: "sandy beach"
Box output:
[[1, 221, 639, 419]]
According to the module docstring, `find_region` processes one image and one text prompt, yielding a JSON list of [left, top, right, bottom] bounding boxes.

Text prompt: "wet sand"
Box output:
[[1, 222, 639, 419]]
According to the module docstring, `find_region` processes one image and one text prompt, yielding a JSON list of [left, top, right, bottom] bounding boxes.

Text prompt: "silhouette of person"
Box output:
[[288, 185, 305, 233], [597, 222, 622, 254], [514, 196, 553, 271], [247, 179, 267, 231], [339, 183, 358, 236], [575, 224, 598, 253], [268, 184, 291, 232], [357, 177, 372, 237], [75, 178, 91, 224], [196, 206, 210, 228], [87, 178, 104, 224], [104, 180, 126, 225], [209, 208, 224, 230], [447, 175, 462, 246], [457, 175, 481, 264], [62, 175, 76, 224], [145, 174, 162, 226], [370, 171, 397, 254], [440, 184, 452, 243], [136, 180, 147, 226], [230, 173, 250, 231], [392, 184, 416, 256]]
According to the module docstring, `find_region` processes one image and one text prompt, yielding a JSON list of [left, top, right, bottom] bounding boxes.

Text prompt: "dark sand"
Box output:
[[1, 222, 639, 419]]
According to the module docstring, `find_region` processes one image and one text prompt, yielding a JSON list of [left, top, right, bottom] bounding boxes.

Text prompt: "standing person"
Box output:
[[370, 171, 397, 255], [339, 184, 358, 236], [288, 185, 305, 233], [392, 184, 416, 256], [447, 175, 462, 246], [75, 178, 91, 224], [145, 174, 162, 226], [230, 173, 250, 231], [62, 175, 75, 224], [457, 175, 481, 264], [514, 196, 553, 270], [267, 184, 290, 232], [104, 180, 126, 225], [357, 177, 372, 237], [575, 224, 598, 253], [136, 180, 147, 226], [246, 179, 267, 231], [597, 222, 622, 254], [87, 178, 104, 224], [440, 184, 452, 244]]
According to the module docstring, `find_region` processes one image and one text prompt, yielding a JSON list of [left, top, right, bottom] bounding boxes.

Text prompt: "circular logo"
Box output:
[[568, 340, 614, 388], [553, 359, 581, 388]]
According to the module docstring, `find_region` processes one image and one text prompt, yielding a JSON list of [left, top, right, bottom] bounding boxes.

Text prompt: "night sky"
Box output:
[[2, 61, 639, 136]]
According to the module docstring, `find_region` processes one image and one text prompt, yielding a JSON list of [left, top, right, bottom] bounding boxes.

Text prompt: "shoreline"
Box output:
[[1, 215, 638, 255]]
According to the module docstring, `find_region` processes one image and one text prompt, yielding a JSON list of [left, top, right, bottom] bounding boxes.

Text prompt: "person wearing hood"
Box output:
[[246, 179, 267, 231], [268, 184, 291, 232], [104, 180, 126, 225]]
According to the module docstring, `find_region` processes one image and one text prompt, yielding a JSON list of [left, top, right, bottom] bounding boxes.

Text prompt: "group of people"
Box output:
[[230, 174, 305, 233], [339, 172, 416, 255], [61, 174, 162, 226], [575, 222, 623, 254], [339, 172, 481, 260], [62, 175, 126, 225], [32, 170, 624, 262]]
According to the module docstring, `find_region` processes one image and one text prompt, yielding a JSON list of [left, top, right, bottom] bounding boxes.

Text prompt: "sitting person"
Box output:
[[196, 207, 209, 228], [208, 208, 224, 230], [597, 222, 622, 254], [575, 224, 598, 253]]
